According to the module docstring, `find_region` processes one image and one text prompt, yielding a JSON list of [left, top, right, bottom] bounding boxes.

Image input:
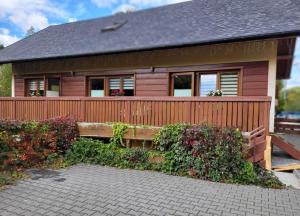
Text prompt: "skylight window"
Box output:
[[101, 20, 127, 32]]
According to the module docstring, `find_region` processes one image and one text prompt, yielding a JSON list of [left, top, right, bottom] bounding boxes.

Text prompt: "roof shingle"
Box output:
[[0, 0, 300, 63]]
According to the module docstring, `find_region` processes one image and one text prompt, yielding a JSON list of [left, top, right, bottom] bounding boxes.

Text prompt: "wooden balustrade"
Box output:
[[0, 96, 271, 132], [275, 118, 300, 134]]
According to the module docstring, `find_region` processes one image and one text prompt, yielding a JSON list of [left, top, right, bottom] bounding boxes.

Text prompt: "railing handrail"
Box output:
[[0, 96, 272, 102]]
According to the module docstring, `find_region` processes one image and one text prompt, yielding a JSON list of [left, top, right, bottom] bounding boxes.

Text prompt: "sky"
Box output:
[[0, 0, 299, 88]]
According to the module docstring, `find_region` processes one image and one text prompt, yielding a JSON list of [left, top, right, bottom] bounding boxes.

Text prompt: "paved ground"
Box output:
[[0, 165, 300, 216]]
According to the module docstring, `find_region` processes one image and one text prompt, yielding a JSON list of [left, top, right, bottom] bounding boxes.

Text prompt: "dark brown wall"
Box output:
[[61, 76, 86, 97], [135, 73, 169, 96], [14, 61, 269, 97], [242, 62, 268, 96], [15, 78, 24, 97]]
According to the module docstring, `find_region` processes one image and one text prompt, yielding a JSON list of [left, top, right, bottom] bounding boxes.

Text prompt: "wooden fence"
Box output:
[[0, 96, 271, 132], [275, 118, 300, 134]]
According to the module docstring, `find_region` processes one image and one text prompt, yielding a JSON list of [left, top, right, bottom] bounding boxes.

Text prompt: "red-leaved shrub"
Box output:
[[0, 116, 78, 170]]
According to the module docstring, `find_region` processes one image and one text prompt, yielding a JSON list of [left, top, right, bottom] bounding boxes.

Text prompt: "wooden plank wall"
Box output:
[[242, 62, 268, 96], [61, 76, 86, 97], [135, 73, 169, 96], [15, 78, 25, 97], [14, 62, 269, 97], [0, 97, 271, 132]]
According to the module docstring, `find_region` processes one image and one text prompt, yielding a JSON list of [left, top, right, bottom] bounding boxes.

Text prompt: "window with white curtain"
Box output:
[[27, 79, 44, 97], [109, 76, 134, 96], [220, 72, 239, 96]]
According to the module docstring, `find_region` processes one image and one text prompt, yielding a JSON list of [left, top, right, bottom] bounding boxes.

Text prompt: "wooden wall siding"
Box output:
[[61, 76, 86, 96], [14, 78, 25, 97], [242, 62, 268, 96], [135, 73, 169, 96], [14, 61, 269, 97], [0, 97, 271, 132]]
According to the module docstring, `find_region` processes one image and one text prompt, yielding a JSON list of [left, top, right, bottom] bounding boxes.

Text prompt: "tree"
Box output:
[[0, 64, 12, 97], [275, 80, 286, 113], [26, 26, 35, 36], [0, 44, 4, 49], [285, 87, 300, 112]]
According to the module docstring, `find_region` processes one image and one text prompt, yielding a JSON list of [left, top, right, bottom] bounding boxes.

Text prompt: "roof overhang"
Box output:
[[277, 37, 297, 80], [0, 30, 300, 65]]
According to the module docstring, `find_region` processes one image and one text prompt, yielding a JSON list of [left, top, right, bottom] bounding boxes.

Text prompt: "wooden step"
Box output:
[[272, 135, 300, 160]]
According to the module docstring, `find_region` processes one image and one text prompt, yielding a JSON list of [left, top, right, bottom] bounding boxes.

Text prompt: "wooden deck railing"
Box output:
[[275, 118, 300, 134], [0, 96, 271, 132]]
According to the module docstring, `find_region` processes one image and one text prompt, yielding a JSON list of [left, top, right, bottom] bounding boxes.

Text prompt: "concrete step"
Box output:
[[294, 170, 300, 181], [274, 171, 300, 189]]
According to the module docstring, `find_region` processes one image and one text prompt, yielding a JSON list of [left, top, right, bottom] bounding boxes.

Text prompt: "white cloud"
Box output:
[[91, 0, 190, 10], [68, 17, 78, 22], [10, 12, 50, 32], [0, 28, 19, 46], [0, 0, 69, 32], [128, 0, 190, 7], [113, 4, 137, 14]]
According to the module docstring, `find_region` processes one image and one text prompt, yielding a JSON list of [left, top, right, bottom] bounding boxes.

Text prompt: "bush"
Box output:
[[66, 127, 283, 188], [153, 124, 186, 151], [110, 123, 129, 147], [65, 138, 160, 170], [65, 138, 119, 165], [180, 125, 247, 182], [253, 164, 284, 189], [0, 116, 79, 170], [154, 123, 283, 187]]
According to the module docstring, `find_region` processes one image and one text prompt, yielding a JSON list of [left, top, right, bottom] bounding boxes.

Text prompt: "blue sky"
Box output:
[[0, 0, 299, 88]]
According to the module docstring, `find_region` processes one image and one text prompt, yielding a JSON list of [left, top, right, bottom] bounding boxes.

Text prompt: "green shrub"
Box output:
[[65, 138, 160, 170], [253, 164, 284, 189], [0, 171, 26, 187], [65, 130, 283, 189], [110, 123, 129, 147], [65, 138, 117, 165], [153, 124, 186, 151]]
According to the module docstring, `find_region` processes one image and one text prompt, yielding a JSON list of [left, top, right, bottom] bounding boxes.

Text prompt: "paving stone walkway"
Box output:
[[0, 165, 300, 216]]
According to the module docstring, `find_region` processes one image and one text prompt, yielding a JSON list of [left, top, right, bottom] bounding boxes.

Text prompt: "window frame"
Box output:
[[170, 72, 195, 96], [88, 77, 106, 97], [107, 75, 135, 96], [170, 69, 242, 96], [25, 75, 61, 97], [46, 77, 61, 97], [88, 75, 135, 97], [26, 77, 45, 97], [196, 70, 241, 96]]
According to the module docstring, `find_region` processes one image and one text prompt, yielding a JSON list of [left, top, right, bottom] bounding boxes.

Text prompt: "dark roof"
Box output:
[[1, 0, 300, 63]]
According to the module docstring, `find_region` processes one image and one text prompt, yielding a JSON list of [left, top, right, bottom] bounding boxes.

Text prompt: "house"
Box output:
[[0, 0, 299, 133]]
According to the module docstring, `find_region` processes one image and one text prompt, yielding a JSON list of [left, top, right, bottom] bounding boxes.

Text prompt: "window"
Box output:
[[198, 71, 239, 96], [90, 78, 104, 97], [109, 78, 121, 96], [199, 74, 217, 96], [46, 78, 60, 97], [170, 70, 240, 96], [220, 72, 239, 96], [172, 73, 193, 96], [109, 76, 134, 96], [123, 77, 134, 96], [27, 79, 44, 97]]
